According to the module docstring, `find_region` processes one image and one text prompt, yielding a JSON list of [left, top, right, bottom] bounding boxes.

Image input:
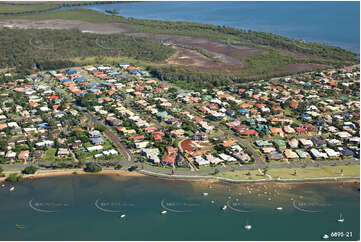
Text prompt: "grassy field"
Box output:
[[0, 2, 117, 15], [0, 8, 118, 22], [214, 164, 360, 181], [267, 165, 360, 179], [38, 148, 75, 163], [212, 169, 265, 180], [0, 3, 60, 14]]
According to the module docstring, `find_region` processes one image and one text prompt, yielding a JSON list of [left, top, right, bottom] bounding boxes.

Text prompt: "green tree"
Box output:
[[84, 163, 102, 173], [6, 173, 23, 183], [128, 165, 138, 172], [22, 166, 38, 174]]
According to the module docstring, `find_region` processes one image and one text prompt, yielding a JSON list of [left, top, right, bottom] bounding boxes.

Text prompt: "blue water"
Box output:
[[62, 1, 360, 54], [0, 175, 359, 240]]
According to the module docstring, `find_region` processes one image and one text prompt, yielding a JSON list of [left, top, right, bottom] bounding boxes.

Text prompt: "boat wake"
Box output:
[[226, 200, 252, 213], [95, 199, 122, 213], [160, 199, 190, 213], [292, 200, 321, 213], [28, 200, 56, 213]]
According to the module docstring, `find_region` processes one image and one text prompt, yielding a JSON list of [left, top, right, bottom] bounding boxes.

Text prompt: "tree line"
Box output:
[[0, 28, 175, 74]]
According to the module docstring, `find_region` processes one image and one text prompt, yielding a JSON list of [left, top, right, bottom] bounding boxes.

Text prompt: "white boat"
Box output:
[[1, 184, 4, 187], [161, 210, 167, 215], [210, 200, 215, 204], [9, 187, 15, 192], [120, 214, 126, 218], [337, 213, 344, 223], [322, 234, 329, 239], [276, 207, 283, 211], [221, 205, 227, 210], [202, 192, 208, 196], [244, 224, 252, 230]]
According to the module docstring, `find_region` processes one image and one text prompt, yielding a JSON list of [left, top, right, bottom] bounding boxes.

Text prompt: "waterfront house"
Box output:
[[266, 153, 284, 161], [309, 148, 328, 159], [163, 154, 176, 166], [194, 156, 210, 166], [295, 149, 309, 159], [18, 150, 29, 160], [324, 148, 340, 159], [284, 149, 299, 159]]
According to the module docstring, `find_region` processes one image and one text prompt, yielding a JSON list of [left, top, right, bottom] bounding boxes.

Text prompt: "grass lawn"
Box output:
[[212, 169, 265, 180], [267, 164, 360, 179], [0, 3, 61, 14], [2, 167, 24, 174], [38, 148, 75, 163]]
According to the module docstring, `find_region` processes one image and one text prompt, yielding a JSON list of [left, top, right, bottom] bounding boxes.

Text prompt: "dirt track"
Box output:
[[0, 19, 329, 74]]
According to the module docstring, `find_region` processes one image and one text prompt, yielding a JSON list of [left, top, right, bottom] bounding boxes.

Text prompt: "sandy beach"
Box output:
[[0, 168, 145, 182]]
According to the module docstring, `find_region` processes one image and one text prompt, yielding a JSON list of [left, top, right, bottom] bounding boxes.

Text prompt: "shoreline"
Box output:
[[1, 168, 359, 185]]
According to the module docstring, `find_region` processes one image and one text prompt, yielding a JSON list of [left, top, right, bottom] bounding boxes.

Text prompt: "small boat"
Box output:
[[337, 213, 344, 223], [210, 200, 215, 204], [276, 207, 283, 211], [322, 234, 329, 239], [120, 214, 126, 218], [161, 210, 167, 215], [9, 187, 15, 192], [221, 205, 227, 210], [244, 224, 252, 230], [202, 192, 208, 196], [1, 184, 4, 187]]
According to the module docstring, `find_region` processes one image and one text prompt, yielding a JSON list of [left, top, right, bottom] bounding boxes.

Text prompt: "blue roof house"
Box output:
[[238, 109, 249, 115], [74, 77, 87, 82], [66, 68, 76, 75]]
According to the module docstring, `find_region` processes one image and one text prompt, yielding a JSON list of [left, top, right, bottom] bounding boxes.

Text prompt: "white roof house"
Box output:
[[194, 156, 210, 166], [218, 153, 236, 162], [205, 154, 222, 165], [324, 148, 340, 158], [310, 148, 328, 159], [103, 149, 119, 156], [87, 145, 104, 152]]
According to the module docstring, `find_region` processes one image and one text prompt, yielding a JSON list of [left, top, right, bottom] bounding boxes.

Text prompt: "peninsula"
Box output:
[[0, 2, 359, 184]]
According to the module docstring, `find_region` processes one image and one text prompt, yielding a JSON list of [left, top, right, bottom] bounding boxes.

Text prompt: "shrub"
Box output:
[[84, 163, 102, 173], [6, 173, 23, 183], [22, 166, 38, 174], [128, 165, 138, 172], [114, 164, 123, 170]]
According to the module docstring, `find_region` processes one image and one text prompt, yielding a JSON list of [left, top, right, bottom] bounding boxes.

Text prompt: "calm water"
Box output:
[[0, 174, 359, 241], [61, 1, 360, 54]]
